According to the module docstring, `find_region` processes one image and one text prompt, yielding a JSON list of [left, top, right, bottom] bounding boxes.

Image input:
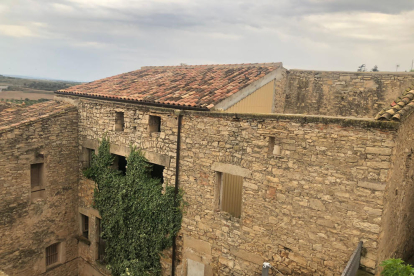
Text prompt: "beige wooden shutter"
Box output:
[[221, 173, 243, 218]]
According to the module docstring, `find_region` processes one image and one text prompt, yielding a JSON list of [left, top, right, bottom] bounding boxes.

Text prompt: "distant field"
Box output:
[[0, 74, 81, 101], [0, 90, 54, 100]]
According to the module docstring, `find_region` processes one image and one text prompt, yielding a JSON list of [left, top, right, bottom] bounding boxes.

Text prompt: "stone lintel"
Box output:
[[357, 181, 386, 191], [79, 206, 101, 219], [211, 162, 251, 178], [184, 235, 212, 256], [230, 247, 264, 265]]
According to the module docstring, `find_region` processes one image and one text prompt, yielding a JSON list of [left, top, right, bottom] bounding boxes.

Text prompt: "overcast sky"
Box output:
[[1, 0, 414, 81]]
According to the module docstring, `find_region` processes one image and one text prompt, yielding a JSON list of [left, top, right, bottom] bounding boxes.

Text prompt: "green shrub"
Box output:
[[381, 258, 414, 276]]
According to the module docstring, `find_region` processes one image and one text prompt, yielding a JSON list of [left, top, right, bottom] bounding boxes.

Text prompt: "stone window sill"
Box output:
[[76, 235, 91, 246]]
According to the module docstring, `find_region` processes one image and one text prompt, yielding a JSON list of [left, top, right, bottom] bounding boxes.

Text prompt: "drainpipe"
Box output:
[[171, 111, 183, 276]]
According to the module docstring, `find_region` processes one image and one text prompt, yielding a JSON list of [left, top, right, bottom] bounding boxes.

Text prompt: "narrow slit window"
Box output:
[[97, 218, 107, 263], [115, 112, 124, 131], [220, 173, 243, 218], [81, 214, 89, 239], [149, 115, 161, 133], [46, 243, 59, 266], [31, 163, 44, 189]]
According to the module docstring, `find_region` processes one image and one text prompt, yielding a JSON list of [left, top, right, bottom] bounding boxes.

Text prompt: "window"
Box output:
[[149, 115, 161, 133], [31, 163, 45, 201], [81, 148, 95, 169], [149, 162, 164, 183], [112, 154, 127, 175], [218, 173, 243, 218], [96, 218, 106, 263], [268, 137, 281, 156], [115, 112, 124, 131], [81, 214, 89, 239], [46, 243, 59, 266], [31, 163, 44, 188]]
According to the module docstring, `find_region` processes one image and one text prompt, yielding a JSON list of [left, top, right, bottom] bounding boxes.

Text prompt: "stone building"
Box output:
[[1, 63, 414, 276]]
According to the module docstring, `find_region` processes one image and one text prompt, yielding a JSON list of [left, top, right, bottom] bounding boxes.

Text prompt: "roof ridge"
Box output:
[[141, 62, 282, 70], [375, 84, 414, 121]]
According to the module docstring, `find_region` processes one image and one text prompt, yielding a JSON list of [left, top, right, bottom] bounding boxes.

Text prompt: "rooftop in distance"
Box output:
[[57, 63, 282, 110]]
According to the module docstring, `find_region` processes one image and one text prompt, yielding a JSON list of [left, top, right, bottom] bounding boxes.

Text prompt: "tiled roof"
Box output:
[[376, 87, 414, 121], [57, 63, 281, 109], [0, 101, 74, 130]]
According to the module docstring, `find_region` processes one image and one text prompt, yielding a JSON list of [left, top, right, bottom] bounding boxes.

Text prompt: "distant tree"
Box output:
[[372, 65, 379, 72], [357, 64, 366, 72]]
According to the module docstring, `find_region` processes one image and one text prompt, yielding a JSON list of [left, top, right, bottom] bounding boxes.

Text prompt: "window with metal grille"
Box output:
[[96, 218, 106, 263], [115, 112, 124, 131], [46, 243, 59, 266], [81, 214, 89, 239], [220, 173, 243, 218], [31, 163, 44, 189]]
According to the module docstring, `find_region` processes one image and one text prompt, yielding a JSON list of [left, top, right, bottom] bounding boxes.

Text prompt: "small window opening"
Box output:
[[31, 163, 45, 201], [46, 243, 59, 266], [112, 154, 127, 175], [149, 162, 164, 183], [115, 112, 124, 131], [82, 148, 95, 169], [81, 214, 89, 239], [149, 115, 161, 133], [268, 137, 280, 156], [218, 172, 243, 218]]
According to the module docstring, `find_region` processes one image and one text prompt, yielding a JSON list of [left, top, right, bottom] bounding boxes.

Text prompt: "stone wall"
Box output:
[[282, 70, 414, 118], [178, 112, 397, 275], [378, 112, 414, 264], [0, 105, 79, 276], [56, 94, 402, 275], [65, 97, 181, 276]]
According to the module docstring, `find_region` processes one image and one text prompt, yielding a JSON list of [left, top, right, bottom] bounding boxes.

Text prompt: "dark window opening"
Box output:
[[46, 243, 59, 266], [31, 163, 44, 189], [149, 115, 161, 133], [149, 162, 164, 183], [115, 112, 124, 131], [81, 214, 89, 239], [112, 154, 127, 175], [97, 218, 106, 263]]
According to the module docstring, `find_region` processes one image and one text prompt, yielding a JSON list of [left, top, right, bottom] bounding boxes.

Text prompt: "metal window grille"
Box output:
[[46, 243, 58, 266], [221, 173, 243, 218]]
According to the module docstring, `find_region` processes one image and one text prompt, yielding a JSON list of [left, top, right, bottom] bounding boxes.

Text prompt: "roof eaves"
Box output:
[[55, 91, 210, 111]]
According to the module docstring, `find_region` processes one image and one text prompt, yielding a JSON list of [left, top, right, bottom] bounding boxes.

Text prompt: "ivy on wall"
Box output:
[[84, 137, 184, 276]]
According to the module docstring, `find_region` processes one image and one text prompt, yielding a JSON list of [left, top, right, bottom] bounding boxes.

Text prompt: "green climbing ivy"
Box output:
[[84, 137, 184, 276]]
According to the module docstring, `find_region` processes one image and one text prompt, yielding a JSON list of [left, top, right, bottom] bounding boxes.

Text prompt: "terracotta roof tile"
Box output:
[[58, 63, 281, 109], [0, 101, 74, 130], [376, 86, 414, 121]]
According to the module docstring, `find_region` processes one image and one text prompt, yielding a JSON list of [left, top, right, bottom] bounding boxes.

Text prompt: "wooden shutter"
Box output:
[[221, 173, 243, 218]]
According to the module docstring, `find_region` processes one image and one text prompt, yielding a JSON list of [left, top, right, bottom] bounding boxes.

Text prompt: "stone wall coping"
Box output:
[[56, 95, 399, 130], [0, 106, 77, 134], [288, 69, 414, 75]]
